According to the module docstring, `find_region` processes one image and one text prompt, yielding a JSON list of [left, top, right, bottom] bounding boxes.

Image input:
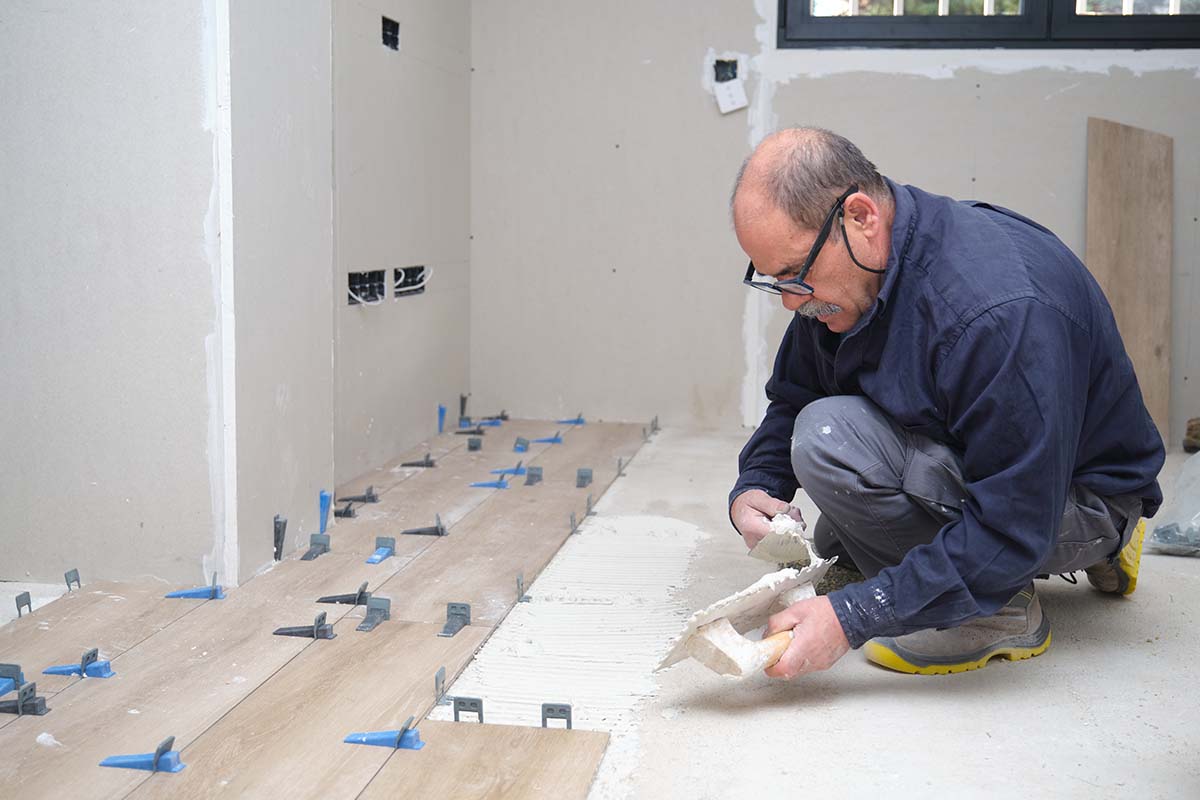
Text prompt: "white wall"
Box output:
[[0, 2, 221, 584], [469, 1, 755, 429], [229, 1, 336, 582], [469, 0, 1200, 445], [333, 0, 471, 483]]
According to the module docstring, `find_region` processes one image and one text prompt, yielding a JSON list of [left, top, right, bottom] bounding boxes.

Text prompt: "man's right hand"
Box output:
[[731, 489, 800, 550]]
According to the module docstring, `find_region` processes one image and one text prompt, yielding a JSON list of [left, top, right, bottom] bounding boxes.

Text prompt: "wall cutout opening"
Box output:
[[394, 266, 429, 298], [381, 16, 399, 50], [714, 60, 738, 83], [348, 270, 386, 305]]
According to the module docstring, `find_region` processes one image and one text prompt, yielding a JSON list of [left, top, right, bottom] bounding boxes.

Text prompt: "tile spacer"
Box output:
[[477, 418, 503, 428], [339, 486, 379, 504], [642, 427, 649, 443], [273, 515, 288, 561], [525, 466, 543, 486], [273, 611, 336, 640], [467, 437, 483, 451], [491, 460, 526, 477], [651, 415, 660, 434], [317, 581, 370, 607], [513, 436, 530, 453], [557, 413, 586, 426], [334, 501, 356, 518], [165, 573, 225, 600], [15, 592, 32, 618], [43, 647, 114, 679], [301, 534, 330, 561], [367, 536, 396, 564], [453, 696, 484, 723], [99, 736, 185, 773], [482, 410, 509, 421], [459, 392, 470, 419], [438, 603, 471, 638], [356, 596, 390, 633], [517, 573, 531, 603], [533, 431, 563, 445], [541, 703, 572, 729], [470, 477, 509, 489], [434, 666, 453, 706], [319, 490, 332, 534], [617, 457, 627, 477], [459, 415, 474, 428], [456, 425, 485, 436], [401, 514, 447, 536], [586, 493, 596, 516], [401, 453, 436, 468], [576, 468, 593, 488], [343, 715, 425, 750], [0, 680, 49, 717], [0, 663, 26, 697], [64, 568, 81, 591], [570, 512, 579, 535]]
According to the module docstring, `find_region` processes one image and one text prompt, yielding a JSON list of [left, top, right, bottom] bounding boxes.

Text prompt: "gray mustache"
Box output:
[[794, 301, 843, 318]]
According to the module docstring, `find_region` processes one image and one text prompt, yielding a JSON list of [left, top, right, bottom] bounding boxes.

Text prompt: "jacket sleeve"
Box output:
[[729, 316, 829, 524], [829, 298, 1088, 647]]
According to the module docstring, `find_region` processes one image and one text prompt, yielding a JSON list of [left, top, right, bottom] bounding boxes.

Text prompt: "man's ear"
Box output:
[[844, 193, 879, 235]]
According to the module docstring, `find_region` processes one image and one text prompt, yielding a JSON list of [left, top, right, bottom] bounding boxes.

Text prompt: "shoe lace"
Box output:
[[1057, 572, 1079, 585]]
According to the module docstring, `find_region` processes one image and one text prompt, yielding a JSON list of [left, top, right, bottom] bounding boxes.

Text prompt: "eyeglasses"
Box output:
[[742, 184, 859, 296]]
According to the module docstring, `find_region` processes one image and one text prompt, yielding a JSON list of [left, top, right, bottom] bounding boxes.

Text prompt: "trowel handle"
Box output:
[[761, 630, 794, 670]]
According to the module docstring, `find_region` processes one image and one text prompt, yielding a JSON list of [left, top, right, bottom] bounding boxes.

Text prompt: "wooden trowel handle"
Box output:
[[761, 630, 794, 670]]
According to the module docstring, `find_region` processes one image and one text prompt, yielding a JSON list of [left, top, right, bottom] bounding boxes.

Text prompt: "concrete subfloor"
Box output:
[[558, 430, 1199, 799]]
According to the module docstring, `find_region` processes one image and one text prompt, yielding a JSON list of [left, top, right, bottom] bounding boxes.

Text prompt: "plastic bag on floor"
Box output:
[[1147, 453, 1200, 557]]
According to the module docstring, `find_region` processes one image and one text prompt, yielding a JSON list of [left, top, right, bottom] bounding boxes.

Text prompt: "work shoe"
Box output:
[[863, 585, 1050, 675], [1084, 519, 1147, 596], [1184, 417, 1199, 453]]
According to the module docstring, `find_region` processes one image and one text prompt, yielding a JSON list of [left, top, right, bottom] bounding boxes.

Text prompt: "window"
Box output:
[[780, 0, 1200, 46]]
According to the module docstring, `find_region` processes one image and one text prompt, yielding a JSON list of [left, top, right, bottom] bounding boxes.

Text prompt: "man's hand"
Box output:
[[763, 595, 850, 679], [731, 489, 802, 550]]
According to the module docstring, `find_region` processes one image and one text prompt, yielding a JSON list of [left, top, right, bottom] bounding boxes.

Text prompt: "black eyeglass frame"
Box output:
[[742, 184, 859, 296]]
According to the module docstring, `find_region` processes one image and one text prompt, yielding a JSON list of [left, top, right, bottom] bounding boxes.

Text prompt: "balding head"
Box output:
[[732, 128, 890, 232]]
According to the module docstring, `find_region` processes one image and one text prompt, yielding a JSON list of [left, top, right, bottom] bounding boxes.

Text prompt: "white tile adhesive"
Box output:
[[427, 514, 708, 799]]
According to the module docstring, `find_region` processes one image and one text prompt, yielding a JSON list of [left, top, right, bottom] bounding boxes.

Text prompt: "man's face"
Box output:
[[734, 196, 882, 334]]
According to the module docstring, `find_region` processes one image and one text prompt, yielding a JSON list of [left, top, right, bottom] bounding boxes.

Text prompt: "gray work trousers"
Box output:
[[790, 396, 1143, 578]]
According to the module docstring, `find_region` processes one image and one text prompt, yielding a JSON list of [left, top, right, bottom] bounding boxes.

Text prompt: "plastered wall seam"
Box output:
[[202, 0, 239, 587], [741, 0, 781, 427]]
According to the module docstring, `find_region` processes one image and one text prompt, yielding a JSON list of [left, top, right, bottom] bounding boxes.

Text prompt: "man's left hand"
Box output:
[[764, 595, 850, 679]]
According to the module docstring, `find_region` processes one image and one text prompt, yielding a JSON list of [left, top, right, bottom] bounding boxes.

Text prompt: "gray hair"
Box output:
[[732, 127, 890, 232]]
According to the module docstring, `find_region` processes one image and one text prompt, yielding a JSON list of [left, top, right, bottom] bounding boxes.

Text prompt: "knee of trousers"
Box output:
[[790, 396, 893, 496]]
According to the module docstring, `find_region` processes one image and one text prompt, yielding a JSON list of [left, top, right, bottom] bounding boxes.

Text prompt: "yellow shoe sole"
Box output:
[[864, 632, 1053, 676], [1118, 519, 1146, 597]]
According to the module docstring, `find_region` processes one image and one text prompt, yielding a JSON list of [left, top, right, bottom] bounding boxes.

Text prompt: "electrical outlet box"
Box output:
[[348, 270, 386, 305], [382, 17, 399, 50], [394, 266, 428, 298]]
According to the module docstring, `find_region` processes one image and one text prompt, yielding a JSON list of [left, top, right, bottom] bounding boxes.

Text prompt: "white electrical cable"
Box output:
[[394, 266, 431, 299], [347, 287, 383, 306]]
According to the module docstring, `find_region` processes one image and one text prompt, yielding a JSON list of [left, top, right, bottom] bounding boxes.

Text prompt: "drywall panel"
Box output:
[[333, 0, 472, 484], [229, 2, 336, 582], [469, 1, 755, 429], [469, 1, 1200, 443], [1086, 118, 1173, 439], [0, 2, 220, 583]]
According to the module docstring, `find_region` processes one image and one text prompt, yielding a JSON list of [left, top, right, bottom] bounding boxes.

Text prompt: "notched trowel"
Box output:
[[657, 554, 834, 679], [749, 511, 813, 565]]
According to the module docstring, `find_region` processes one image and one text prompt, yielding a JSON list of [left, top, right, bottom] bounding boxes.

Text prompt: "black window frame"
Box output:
[[780, 0, 1200, 47]]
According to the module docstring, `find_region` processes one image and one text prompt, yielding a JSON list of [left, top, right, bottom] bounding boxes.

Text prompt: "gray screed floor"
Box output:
[[435, 429, 1197, 800]]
